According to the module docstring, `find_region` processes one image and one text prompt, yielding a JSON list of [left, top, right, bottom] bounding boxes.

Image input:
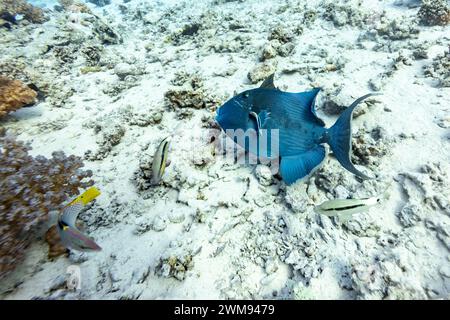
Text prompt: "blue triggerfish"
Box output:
[[215, 74, 379, 185]]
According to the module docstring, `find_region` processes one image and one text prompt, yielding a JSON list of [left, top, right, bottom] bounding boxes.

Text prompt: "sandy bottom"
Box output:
[[0, 0, 449, 299]]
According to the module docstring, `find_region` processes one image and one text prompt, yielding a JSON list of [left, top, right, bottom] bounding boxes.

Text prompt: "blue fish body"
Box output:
[[215, 74, 376, 185]]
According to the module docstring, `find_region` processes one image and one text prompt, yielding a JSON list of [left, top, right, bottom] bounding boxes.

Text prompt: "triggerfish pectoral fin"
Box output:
[[328, 93, 380, 179], [250, 111, 271, 135], [280, 145, 326, 185]]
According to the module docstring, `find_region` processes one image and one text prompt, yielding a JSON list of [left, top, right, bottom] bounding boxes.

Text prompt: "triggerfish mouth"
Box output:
[[215, 73, 380, 185], [56, 187, 102, 252]]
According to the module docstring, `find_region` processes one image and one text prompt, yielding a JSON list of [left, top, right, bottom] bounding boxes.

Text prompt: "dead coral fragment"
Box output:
[[0, 76, 37, 117], [157, 254, 194, 281], [418, 0, 450, 26], [424, 48, 450, 87], [248, 60, 277, 84], [0, 0, 48, 24], [268, 26, 294, 44], [165, 73, 221, 116], [85, 123, 125, 160], [322, 0, 368, 27], [351, 127, 390, 168], [0, 131, 93, 278]]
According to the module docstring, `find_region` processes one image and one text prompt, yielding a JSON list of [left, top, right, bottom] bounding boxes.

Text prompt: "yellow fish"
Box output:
[[57, 187, 102, 252]]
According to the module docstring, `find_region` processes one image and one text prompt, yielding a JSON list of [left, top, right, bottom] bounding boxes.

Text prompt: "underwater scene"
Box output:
[[0, 0, 449, 300]]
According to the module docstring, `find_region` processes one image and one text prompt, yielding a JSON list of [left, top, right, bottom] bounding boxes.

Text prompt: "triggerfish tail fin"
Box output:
[[327, 93, 380, 179], [68, 187, 101, 206], [280, 145, 326, 185]]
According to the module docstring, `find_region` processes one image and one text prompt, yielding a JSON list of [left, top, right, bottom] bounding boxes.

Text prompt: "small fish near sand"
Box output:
[[151, 135, 172, 185], [215, 74, 380, 185], [56, 187, 102, 252], [314, 196, 381, 220]]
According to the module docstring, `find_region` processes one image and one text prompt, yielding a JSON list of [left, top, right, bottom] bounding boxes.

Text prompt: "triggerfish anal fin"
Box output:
[[280, 145, 326, 185], [328, 93, 381, 179], [68, 187, 101, 206]]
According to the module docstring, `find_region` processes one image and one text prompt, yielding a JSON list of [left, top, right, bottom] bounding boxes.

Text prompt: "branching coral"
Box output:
[[0, 130, 94, 278], [418, 0, 450, 26], [0, 0, 48, 24], [0, 76, 37, 117]]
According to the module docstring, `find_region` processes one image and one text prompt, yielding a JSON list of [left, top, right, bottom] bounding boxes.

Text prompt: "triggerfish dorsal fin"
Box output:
[[327, 93, 381, 179], [260, 73, 278, 90]]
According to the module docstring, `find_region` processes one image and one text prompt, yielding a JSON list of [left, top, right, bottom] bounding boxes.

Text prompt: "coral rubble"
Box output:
[[418, 0, 450, 26], [424, 48, 450, 87]]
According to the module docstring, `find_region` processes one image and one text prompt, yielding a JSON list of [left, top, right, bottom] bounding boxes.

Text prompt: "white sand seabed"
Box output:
[[0, 0, 449, 299]]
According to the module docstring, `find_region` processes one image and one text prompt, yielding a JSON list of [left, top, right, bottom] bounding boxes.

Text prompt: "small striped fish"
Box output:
[[56, 187, 102, 252], [314, 196, 381, 218], [151, 135, 172, 185]]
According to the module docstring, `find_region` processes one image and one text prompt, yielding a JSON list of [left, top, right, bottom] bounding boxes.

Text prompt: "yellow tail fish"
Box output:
[[57, 187, 102, 252]]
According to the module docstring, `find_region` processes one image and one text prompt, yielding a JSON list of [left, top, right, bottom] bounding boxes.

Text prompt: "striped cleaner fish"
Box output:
[[314, 196, 381, 220], [151, 135, 172, 185], [215, 73, 381, 185], [56, 187, 102, 252]]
